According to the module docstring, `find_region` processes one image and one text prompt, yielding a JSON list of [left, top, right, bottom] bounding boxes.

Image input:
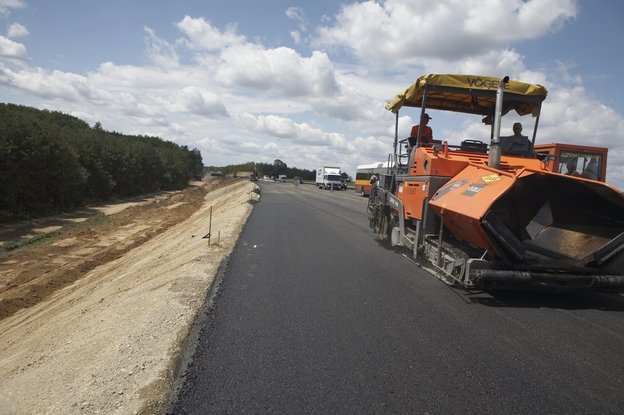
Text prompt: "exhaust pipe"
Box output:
[[488, 76, 509, 169]]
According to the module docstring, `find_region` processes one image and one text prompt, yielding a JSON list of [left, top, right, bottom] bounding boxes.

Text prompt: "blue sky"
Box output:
[[1, 0, 624, 186]]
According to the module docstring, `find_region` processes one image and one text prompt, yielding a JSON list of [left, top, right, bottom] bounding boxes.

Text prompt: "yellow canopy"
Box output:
[[385, 74, 547, 118]]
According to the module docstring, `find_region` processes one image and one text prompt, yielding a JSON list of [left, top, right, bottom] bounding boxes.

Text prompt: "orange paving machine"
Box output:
[[368, 74, 624, 291]]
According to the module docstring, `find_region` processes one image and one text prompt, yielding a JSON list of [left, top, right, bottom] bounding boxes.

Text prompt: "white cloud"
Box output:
[[144, 27, 179, 69], [290, 30, 302, 45], [169, 86, 229, 118], [216, 46, 338, 97], [7, 22, 27, 38], [93, 61, 194, 89], [221, 111, 390, 171], [313, 0, 577, 66], [239, 113, 350, 149], [540, 84, 624, 150], [0, 65, 99, 101], [0, 35, 26, 59], [176, 16, 246, 51], [285, 7, 308, 32], [174, 15, 340, 99], [0, 0, 24, 18]]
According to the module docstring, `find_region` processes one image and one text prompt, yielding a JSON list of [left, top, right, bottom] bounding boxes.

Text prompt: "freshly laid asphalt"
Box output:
[[169, 181, 624, 414]]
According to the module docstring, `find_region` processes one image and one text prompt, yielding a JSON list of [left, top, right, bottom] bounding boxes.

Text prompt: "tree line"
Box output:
[[205, 159, 317, 180], [0, 103, 203, 222]]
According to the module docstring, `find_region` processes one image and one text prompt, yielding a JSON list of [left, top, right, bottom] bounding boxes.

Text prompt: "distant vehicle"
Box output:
[[355, 162, 393, 196], [316, 166, 343, 190], [278, 174, 287, 182]]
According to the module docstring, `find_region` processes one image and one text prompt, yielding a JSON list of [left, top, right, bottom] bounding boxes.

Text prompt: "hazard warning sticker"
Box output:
[[482, 174, 501, 183]]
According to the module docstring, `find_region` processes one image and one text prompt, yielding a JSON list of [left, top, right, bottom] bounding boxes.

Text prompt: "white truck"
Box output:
[[316, 166, 344, 190]]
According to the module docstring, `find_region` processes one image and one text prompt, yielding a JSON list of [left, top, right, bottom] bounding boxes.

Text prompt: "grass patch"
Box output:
[[1, 232, 60, 252], [0, 213, 110, 253], [71, 213, 110, 230]]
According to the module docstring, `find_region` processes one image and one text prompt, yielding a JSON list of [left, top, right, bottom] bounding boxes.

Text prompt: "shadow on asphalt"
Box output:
[[374, 237, 405, 253], [463, 290, 624, 311], [361, 234, 623, 311]]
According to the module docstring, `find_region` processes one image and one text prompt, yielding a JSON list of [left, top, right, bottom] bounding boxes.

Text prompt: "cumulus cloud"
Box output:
[[0, 65, 109, 102], [290, 30, 302, 45], [0, 0, 24, 18], [286, 6, 308, 44], [169, 86, 229, 118], [313, 0, 577, 65], [176, 16, 246, 51], [144, 27, 179, 69], [216, 46, 338, 97], [540, 83, 624, 150], [285, 7, 308, 32], [7, 22, 27, 38], [93, 61, 195, 90], [0, 35, 26, 59], [175, 15, 340, 99], [0, 57, 229, 125], [239, 113, 350, 149], [230, 112, 393, 170]]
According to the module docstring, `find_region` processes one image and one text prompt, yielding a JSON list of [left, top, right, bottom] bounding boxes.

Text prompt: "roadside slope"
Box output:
[[0, 179, 258, 415]]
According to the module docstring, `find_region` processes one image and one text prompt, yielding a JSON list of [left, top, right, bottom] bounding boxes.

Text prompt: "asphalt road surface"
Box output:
[[169, 181, 624, 414]]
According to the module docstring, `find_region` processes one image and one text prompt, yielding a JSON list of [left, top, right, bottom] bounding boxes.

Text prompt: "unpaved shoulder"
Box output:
[[0, 179, 259, 415]]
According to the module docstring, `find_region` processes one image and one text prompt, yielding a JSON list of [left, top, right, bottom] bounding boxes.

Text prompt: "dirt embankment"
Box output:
[[0, 178, 259, 414]]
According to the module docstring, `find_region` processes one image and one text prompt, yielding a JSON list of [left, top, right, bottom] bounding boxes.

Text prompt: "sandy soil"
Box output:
[[0, 178, 259, 414]]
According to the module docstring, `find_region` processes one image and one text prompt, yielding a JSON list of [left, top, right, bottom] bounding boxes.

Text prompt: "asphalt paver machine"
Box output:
[[369, 74, 624, 292]]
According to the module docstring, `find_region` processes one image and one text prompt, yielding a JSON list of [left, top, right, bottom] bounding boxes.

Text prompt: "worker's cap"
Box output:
[[422, 113, 432, 120]]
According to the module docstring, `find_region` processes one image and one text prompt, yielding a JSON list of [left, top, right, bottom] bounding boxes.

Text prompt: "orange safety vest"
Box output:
[[410, 125, 433, 144]]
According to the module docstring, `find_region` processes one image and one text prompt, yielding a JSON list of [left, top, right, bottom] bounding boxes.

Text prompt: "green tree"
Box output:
[[0, 103, 204, 222]]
